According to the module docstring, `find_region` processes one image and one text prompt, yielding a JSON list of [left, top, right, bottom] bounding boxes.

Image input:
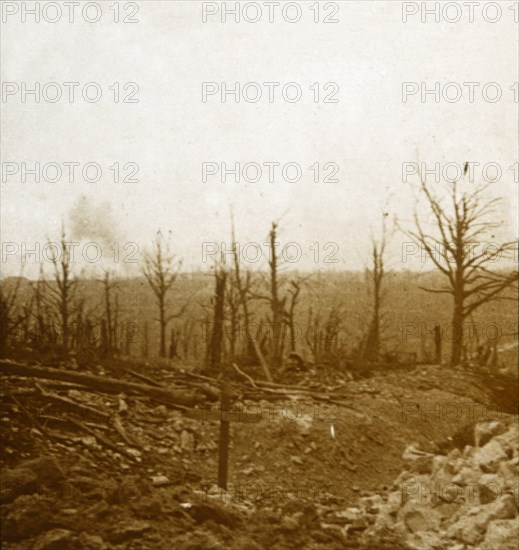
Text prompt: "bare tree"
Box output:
[[286, 281, 301, 353], [225, 280, 240, 362], [404, 177, 517, 366], [207, 265, 227, 373], [143, 232, 186, 358], [141, 321, 150, 358], [250, 222, 295, 369], [283, 275, 312, 354], [43, 225, 77, 354], [230, 219, 273, 381], [305, 306, 321, 362], [363, 216, 388, 361], [100, 270, 120, 357], [169, 327, 179, 359], [305, 303, 341, 363], [266, 222, 286, 367], [30, 266, 46, 348], [179, 319, 196, 359], [0, 269, 27, 356]]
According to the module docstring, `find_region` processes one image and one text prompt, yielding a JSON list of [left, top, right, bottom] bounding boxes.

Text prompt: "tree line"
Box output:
[[1, 177, 517, 375]]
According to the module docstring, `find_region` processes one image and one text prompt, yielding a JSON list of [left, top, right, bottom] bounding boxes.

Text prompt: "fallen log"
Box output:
[[120, 367, 164, 388], [35, 382, 111, 422], [1, 360, 218, 407]]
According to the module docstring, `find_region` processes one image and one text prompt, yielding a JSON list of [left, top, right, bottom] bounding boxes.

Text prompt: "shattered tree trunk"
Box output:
[[268, 223, 285, 369], [230, 223, 273, 382], [0, 360, 215, 407], [434, 322, 442, 364], [206, 266, 231, 490], [207, 269, 226, 373], [142, 321, 149, 358]]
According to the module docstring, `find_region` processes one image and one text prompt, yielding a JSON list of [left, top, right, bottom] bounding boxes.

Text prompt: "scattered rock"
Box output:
[[446, 494, 517, 544], [180, 430, 195, 452], [125, 448, 142, 458], [481, 519, 519, 549], [130, 496, 164, 519], [475, 439, 508, 472], [406, 530, 443, 550], [80, 436, 98, 448], [402, 444, 435, 474], [398, 503, 441, 533], [150, 475, 170, 487], [32, 529, 76, 550], [107, 521, 152, 544], [189, 501, 241, 526], [3, 494, 57, 540], [0, 466, 38, 503], [361, 420, 518, 550], [478, 473, 503, 504], [75, 532, 108, 549], [475, 421, 503, 447], [19, 456, 65, 484]]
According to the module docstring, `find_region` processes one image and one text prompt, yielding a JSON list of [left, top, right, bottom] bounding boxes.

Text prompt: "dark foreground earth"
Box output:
[[1, 358, 518, 549]]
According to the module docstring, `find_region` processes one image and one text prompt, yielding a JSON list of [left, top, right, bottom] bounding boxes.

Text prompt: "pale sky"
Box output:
[[1, 0, 518, 277]]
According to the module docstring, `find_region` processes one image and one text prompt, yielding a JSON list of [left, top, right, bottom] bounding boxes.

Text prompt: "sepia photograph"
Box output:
[[0, 1, 518, 548]]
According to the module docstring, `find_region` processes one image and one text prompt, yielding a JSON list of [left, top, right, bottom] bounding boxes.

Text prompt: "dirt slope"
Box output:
[[1, 361, 517, 549]]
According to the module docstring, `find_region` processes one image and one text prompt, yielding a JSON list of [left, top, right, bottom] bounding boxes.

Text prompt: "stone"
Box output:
[[130, 496, 164, 519], [399, 476, 433, 505], [335, 507, 363, 523], [189, 501, 241, 526], [397, 503, 442, 533], [3, 494, 57, 540], [75, 533, 108, 549], [499, 457, 519, 492], [150, 475, 170, 487], [446, 494, 517, 544], [32, 529, 76, 550], [19, 456, 65, 484], [406, 530, 444, 550], [475, 439, 508, 473], [446, 448, 462, 461], [154, 405, 168, 416], [359, 494, 384, 511], [493, 425, 519, 458], [345, 518, 369, 534], [0, 467, 38, 502], [107, 521, 152, 543], [463, 445, 475, 459], [431, 455, 446, 474], [125, 448, 142, 458], [402, 444, 435, 474], [451, 466, 480, 487], [281, 513, 303, 531], [478, 473, 503, 505], [171, 529, 225, 550], [443, 450, 464, 475], [180, 430, 195, 452], [481, 519, 519, 550], [386, 490, 402, 514], [474, 421, 503, 447]]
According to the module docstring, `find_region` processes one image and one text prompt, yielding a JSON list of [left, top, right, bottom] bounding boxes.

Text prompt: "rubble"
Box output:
[[356, 420, 519, 549], [1, 358, 517, 548]]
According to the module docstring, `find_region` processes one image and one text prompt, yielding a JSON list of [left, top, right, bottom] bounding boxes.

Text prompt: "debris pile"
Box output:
[[1, 357, 517, 549], [354, 420, 518, 549]]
